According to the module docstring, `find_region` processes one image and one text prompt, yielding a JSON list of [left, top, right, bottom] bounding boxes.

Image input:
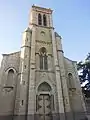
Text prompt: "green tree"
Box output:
[[77, 53, 90, 97]]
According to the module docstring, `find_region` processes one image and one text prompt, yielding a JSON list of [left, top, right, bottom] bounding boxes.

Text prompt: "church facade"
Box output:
[[0, 5, 87, 120]]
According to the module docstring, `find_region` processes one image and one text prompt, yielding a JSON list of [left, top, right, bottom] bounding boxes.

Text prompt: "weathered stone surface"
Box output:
[[0, 5, 87, 120]]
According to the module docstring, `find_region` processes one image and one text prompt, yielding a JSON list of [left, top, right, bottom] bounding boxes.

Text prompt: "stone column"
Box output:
[[27, 26, 36, 120], [51, 29, 65, 120]]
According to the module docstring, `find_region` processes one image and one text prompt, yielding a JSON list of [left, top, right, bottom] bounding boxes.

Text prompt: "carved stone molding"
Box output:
[[36, 40, 52, 45], [40, 72, 47, 79], [3, 86, 14, 93]]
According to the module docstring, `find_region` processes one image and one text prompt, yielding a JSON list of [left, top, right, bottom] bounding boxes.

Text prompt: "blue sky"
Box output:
[[0, 0, 90, 62]]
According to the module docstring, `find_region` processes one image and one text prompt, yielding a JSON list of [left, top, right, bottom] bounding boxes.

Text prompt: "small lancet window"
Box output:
[[43, 14, 47, 26], [39, 47, 48, 70], [68, 73, 75, 89], [38, 13, 42, 25], [6, 69, 14, 86], [40, 54, 43, 69], [44, 54, 48, 70]]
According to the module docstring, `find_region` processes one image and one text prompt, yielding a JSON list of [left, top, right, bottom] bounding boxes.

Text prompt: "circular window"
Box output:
[[41, 31, 45, 36]]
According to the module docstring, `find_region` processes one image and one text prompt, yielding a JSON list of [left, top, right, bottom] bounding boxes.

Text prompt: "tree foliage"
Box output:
[[77, 53, 90, 92]]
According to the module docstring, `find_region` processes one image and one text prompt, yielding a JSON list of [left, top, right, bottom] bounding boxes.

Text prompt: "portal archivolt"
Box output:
[[36, 82, 54, 120]]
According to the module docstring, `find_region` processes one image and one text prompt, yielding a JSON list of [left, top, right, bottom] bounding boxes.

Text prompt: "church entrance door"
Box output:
[[38, 94, 52, 120]]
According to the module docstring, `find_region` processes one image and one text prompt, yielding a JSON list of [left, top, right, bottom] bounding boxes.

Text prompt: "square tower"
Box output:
[[29, 5, 53, 28]]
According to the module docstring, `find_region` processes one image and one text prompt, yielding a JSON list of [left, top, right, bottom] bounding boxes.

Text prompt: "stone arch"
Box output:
[[36, 80, 54, 94], [38, 82, 51, 92], [39, 47, 47, 54], [36, 81, 55, 116], [2, 67, 17, 116], [5, 67, 17, 87], [5, 67, 17, 74]]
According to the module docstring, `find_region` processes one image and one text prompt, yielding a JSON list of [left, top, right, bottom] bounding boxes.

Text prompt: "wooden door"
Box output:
[[37, 94, 52, 120]]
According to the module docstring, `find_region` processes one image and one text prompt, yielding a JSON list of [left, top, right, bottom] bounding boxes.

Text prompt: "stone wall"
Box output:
[[0, 51, 20, 115], [64, 57, 87, 119]]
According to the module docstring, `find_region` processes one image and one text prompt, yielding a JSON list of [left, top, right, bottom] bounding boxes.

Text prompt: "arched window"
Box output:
[[68, 73, 75, 89], [6, 69, 14, 86], [38, 13, 42, 25], [43, 14, 47, 26], [44, 54, 48, 70], [40, 54, 43, 69], [39, 47, 48, 70]]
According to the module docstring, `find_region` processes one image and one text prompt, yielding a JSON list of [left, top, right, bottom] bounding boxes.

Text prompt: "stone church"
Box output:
[[0, 5, 87, 120]]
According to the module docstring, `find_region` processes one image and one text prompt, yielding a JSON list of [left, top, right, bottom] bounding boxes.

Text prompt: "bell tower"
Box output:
[[27, 6, 57, 120], [29, 5, 53, 28], [27, 5, 66, 120]]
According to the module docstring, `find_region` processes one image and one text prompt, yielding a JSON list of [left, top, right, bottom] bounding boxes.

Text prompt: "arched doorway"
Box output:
[[36, 82, 54, 120]]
